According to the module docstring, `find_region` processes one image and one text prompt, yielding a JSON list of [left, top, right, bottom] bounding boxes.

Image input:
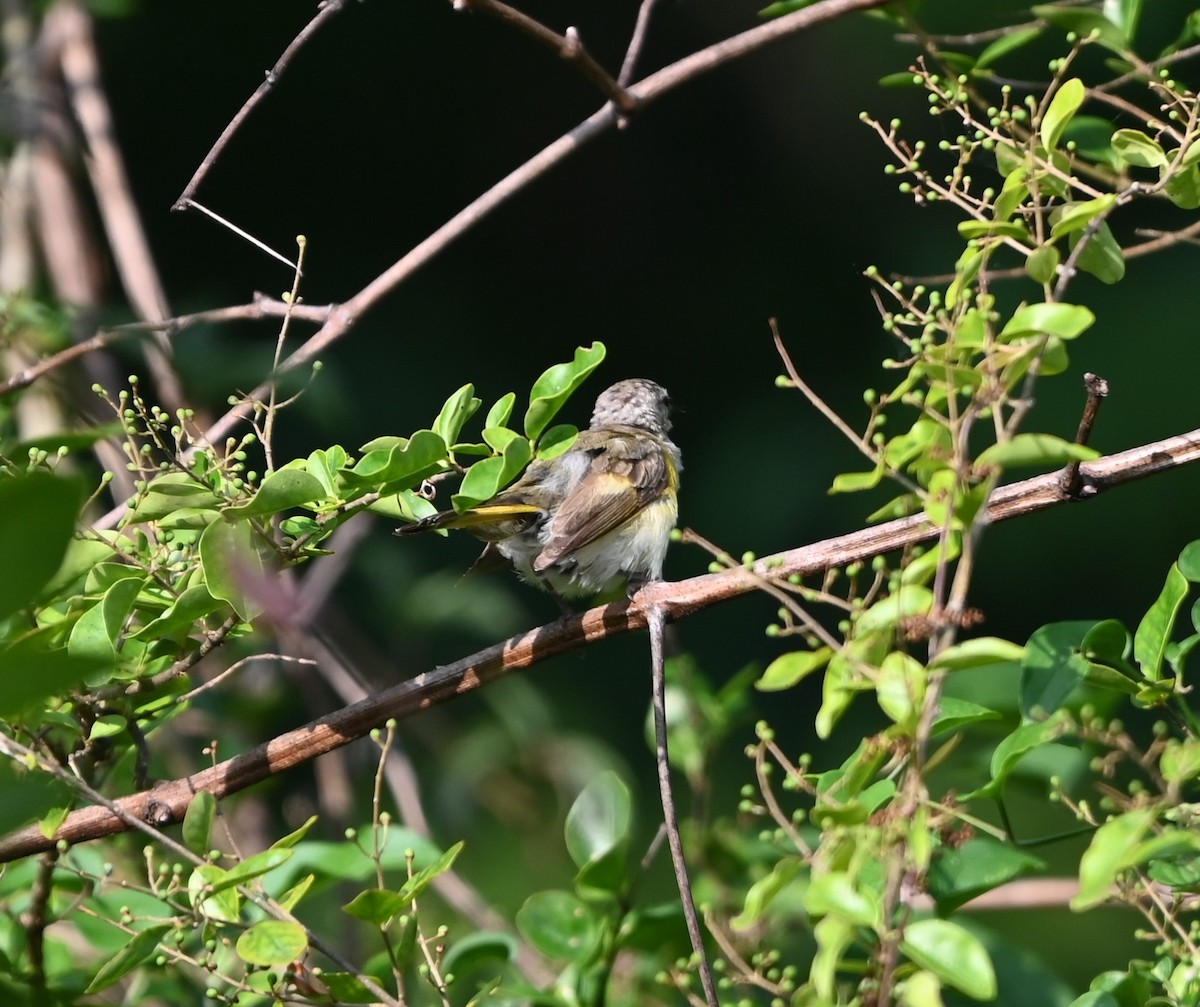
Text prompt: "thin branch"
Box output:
[[176, 198, 301, 272], [0, 296, 335, 398], [1059, 372, 1109, 496], [458, 0, 638, 114], [772, 318, 923, 497], [6, 421, 1200, 861], [649, 605, 719, 1007], [618, 0, 663, 88], [173, 0, 349, 209]]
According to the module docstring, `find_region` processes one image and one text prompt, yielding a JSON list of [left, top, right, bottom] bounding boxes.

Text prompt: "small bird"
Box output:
[[396, 378, 681, 600]]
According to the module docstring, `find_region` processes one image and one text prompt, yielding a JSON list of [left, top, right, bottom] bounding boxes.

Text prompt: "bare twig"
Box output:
[[174, 0, 350, 209], [648, 605, 719, 1007], [457, 0, 637, 114], [0, 296, 333, 398], [1059, 372, 1109, 496], [772, 318, 923, 497], [618, 0, 664, 87], [176, 198, 301, 272], [6, 421, 1200, 860]]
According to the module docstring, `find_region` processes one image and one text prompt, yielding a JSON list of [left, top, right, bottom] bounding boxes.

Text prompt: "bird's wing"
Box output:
[[533, 432, 671, 571]]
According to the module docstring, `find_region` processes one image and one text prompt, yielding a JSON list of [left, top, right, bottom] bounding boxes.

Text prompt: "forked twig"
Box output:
[[456, 0, 638, 114]]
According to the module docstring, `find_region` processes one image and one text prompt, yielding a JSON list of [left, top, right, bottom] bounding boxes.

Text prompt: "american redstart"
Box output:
[[396, 378, 681, 600]]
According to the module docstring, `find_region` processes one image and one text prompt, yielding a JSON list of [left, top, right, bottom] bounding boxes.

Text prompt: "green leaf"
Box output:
[[1072, 219, 1125, 284], [931, 637, 1025, 671], [344, 430, 448, 491], [1073, 808, 1156, 909], [1111, 128, 1167, 167], [223, 469, 328, 519], [1164, 163, 1200, 209], [931, 697, 1002, 736], [1040, 77, 1085, 150], [188, 865, 240, 923], [182, 791, 216, 856], [84, 923, 173, 993], [1050, 195, 1118, 241], [564, 771, 630, 871], [831, 466, 885, 493], [1178, 540, 1200, 581], [126, 471, 222, 523], [976, 26, 1042, 69], [1135, 562, 1189, 681], [440, 931, 519, 983], [271, 814, 319, 850], [484, 392, 516, 430], [87, 714, 127, 741], [396, 840, 463, 904], [731, 857, 801, 930], [452, 436, 534, 511], [876, 651, 925, 728], [313, 972, 380, 1004], [927, 837, 1046, 913], [1032, 6, 1127, 50], [199, 518, 262, 621], [0, 472, 83, 622], [67, 577, 143, 661], [804, 871, 882, 927], [999, 302, 1095, 341], [957, 220, 1030, 241], [856, 586, 934, 635], [515, 890, 601, 961], [965, 717, 1066, 800], [132, 584, 226, 641], [811, 915, 855, 1001], [306, 446, 346, 497], [208, 847, 294, 895], [277, 873, 315, 913], [432, 384, 481, 448], [235, 919, 308, 967], [523, 342, 606, 441], [756, 647, 832, 691], [901, 919, 997, 1000], [976, 434, 1099, 471], [343, 888, 409, 925], [1105, 0, 1144, 40], [1025, 244, 1060, 285], [1022, 622, 1093, 717], [535, 423, 578, 461]]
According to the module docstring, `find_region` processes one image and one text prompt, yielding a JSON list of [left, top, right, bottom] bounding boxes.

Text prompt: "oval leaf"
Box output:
[[235, 919, 308, 967]]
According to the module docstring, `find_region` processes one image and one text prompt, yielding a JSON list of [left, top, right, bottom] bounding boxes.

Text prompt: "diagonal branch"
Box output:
[[5, 422, 1200, 862], [173, 0, 350, 210]]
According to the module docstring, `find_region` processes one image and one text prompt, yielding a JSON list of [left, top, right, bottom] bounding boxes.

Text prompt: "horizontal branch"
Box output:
[[4, 423, 1199, 862], [0, 295, 333, 398]]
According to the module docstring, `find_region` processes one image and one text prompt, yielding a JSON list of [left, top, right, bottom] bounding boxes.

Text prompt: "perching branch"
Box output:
[[4, 422, 1200, 862]]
